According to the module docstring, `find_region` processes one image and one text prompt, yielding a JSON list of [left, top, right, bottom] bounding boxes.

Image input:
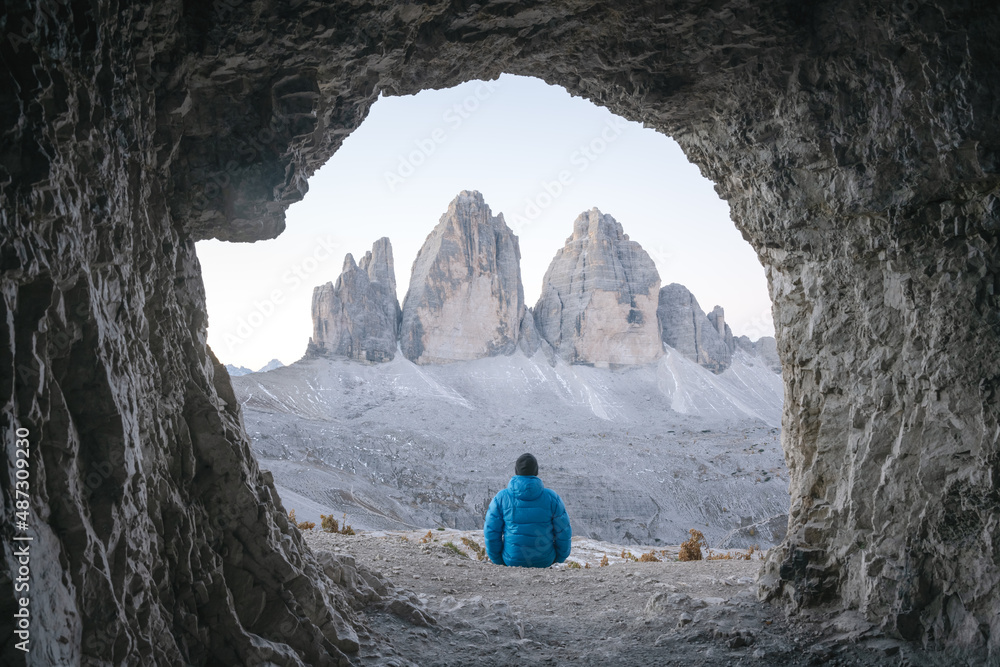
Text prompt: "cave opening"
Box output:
[[195, 74, 787, 553]]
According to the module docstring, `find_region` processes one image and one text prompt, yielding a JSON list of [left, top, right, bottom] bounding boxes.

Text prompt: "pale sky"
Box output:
[[197, 74, 775, 370]]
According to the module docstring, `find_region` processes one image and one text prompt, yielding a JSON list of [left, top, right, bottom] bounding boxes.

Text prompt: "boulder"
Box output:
[[534, 208, 662, 367], [400, 191, 524, 363]]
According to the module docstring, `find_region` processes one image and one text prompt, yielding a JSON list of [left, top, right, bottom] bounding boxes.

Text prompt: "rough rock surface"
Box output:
[[400, 191, 524, 364], [3, 0, 999, 663], [658, 283, 733, 373], [535, 209, 663, 367], [308, 237, 400, 362]]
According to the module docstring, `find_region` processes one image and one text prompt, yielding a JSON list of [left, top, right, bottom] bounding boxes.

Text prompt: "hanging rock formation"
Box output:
[[400, 191, 524, 364], [4, 0, 999, 663], [657, 283, 733, 373], [308, 237, 400, 362], [535, 209, 662, 367]]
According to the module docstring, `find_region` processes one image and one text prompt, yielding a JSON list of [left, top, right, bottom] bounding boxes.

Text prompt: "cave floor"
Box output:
[[303, 530, 966, 667]]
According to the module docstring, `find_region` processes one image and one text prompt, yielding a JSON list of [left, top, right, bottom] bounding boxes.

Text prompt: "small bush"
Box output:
[[599, 554, 609, 567], [338, 514, 355, 536], [420, 530, 434, 544], [461, 537, 486, 561], [639, 551, 660, 563], [566, 561, 582, 569], [620, 549, 638, 563], [679, 529, 706, 561], [584, 563, 591, 569]]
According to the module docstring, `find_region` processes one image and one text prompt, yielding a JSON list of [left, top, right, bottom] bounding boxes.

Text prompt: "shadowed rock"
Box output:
[[309, 237, 400, 362], [535, 209, 663, 367], [658, 284, 732, 373], [400, 191, 524, 364]]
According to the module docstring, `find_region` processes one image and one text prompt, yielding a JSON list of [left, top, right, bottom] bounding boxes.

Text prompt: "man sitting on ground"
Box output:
[[484, 453, 571, 568]]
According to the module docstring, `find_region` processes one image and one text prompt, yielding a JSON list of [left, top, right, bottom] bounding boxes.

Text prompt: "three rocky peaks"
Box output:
[[308, 191, 778, 374]]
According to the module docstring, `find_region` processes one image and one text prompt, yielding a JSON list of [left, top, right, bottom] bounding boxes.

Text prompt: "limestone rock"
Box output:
[[657, 284, 732, 373], [308, 237, 400, 362], [735, 336, 782, 374], [534, 209, 662, 367], [400, 191, 524, 364]]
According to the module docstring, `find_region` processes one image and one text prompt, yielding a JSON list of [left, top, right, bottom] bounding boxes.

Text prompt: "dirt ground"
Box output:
[[303, 529, 975, 667]]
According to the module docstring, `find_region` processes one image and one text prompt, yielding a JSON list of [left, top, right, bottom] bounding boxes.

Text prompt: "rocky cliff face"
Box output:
[[400, 191, 524, 364], [535, 209, 663, 367], [658, 283, 733, 373], [4, 0, 999, 662], [309, 237, 400, 362]]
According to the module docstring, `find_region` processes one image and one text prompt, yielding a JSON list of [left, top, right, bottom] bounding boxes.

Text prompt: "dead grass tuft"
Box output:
[[566, 561, 582, 569], [679, 529, 706, 561], [639, 551, 660, 563], [420, 530, 434, 544], [600, 554, 609, 567], [443, 541, 467, 557], [460, 537, 486, 561], [706, 545, 762, 561]]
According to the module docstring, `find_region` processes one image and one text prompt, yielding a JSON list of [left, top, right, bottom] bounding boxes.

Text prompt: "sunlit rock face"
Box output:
[[400, 191, 524, 364], [309, 237, 400, 362], [658, 283, 732, 373], [3, 0, 998, 663], [535, 209, 663, 367]]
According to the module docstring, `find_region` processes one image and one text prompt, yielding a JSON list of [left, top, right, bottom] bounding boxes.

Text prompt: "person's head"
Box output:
[[515, 453, 538, 477]]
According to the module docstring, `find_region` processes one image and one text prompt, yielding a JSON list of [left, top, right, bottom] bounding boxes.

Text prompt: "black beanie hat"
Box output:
[[515, 453, 538, 477]]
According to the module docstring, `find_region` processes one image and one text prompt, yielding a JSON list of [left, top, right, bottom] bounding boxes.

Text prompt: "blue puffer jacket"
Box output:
[[483, 476, 571, 568]]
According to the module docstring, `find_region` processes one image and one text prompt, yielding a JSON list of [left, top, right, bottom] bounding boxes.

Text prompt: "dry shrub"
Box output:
[[620, 549, 638, 563], [679, 529, 706, 561], [461, 537, 486, 561], [420, 530, 434, 544], [584, 563, 591, 569], [320, 513, 355, 535], [287, 510, 315, 531], [639, 551, 660, 563], [566, 561, 582, 569], [600, 554, 609, 567]]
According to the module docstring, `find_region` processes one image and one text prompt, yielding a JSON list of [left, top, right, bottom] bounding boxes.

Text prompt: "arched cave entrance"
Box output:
[[2, 1, 997, 664]]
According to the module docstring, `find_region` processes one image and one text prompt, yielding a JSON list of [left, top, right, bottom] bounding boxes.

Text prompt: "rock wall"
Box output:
[[535, 209, 663, 367], [657, 283, 733, 373], [400, 191, 524, 364], [3, 0, 999, 662], [308, 237, 400, 362]]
